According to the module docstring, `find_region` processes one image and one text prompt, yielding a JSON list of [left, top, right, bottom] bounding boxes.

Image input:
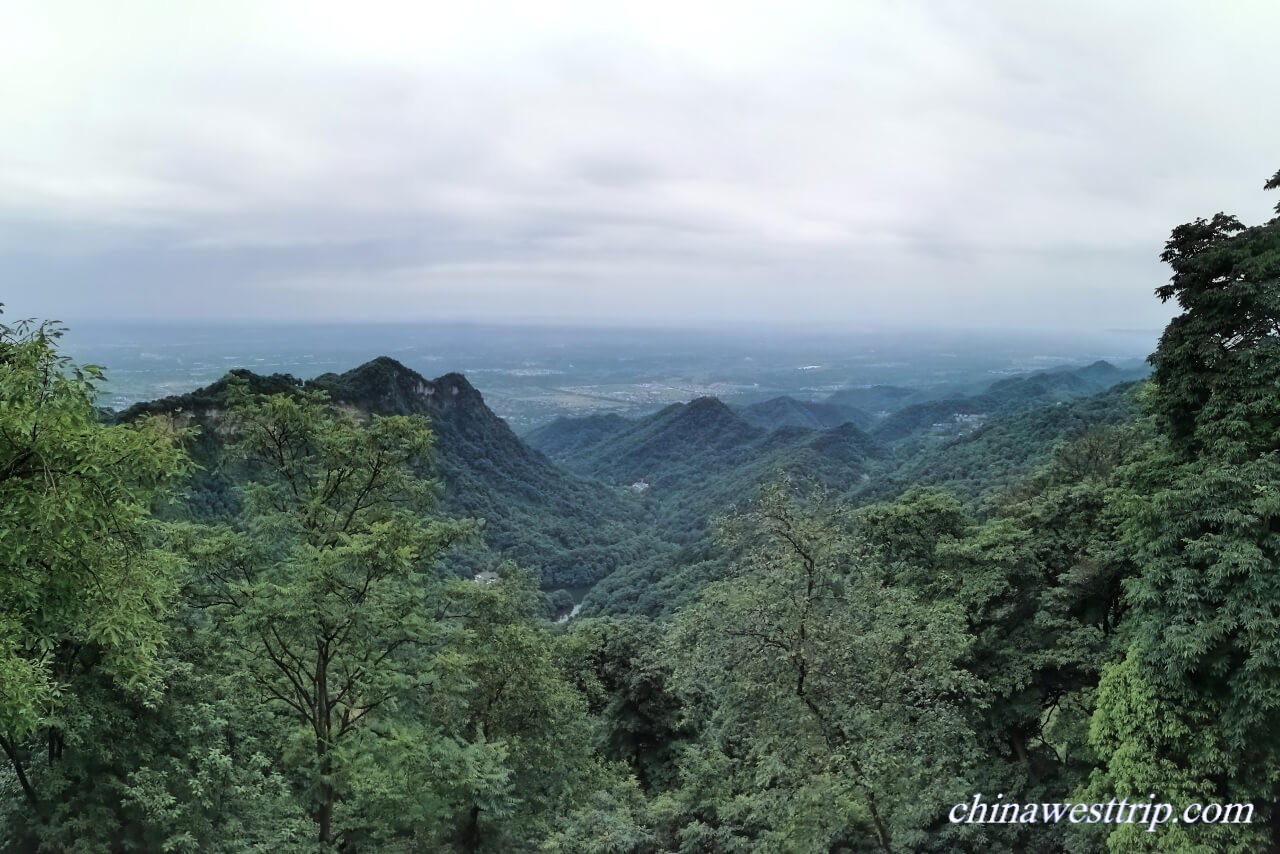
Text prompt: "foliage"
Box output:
[[0, 313, 191, 846], [1148, 209, 1280, 459], [879, 383, 1143, 504], [663, 480, 983, 852], [1087, 170, 1280, 850], [192, 383, 477, 847], [123, 359, 660, 589]]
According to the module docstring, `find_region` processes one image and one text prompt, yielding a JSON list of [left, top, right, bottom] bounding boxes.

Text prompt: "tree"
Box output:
[[194, 383, 475, 848], [560, 616, 691, 792], [1148, 184, 1280, 460], [0, 314, 190, 843], [856, 472, 1138, 852], [666, 478, 982, 852], [1088, 170, 1280, 850]]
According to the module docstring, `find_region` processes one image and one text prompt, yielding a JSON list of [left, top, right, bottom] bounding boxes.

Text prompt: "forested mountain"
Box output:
[[119, 356, 660, 588], [523, 412, 632, 461], [825, 382, 922, 412], [532, 360, 1146, 465], [526, 359, 1143, 547], [108, 349, 1147, 622], [869, 396, 991, 442], [821, 361, 1145, 421], [737, 395, 872, 431], [537, 396, 883, 547], [567, 396, 765, 481], [878, 381, 1145, 501], [865, 360, 1148, 444]]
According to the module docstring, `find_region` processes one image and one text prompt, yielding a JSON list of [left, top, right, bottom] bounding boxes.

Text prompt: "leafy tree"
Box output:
[[853, 434, 1153, 852], [443, 566, 601, 851], [1, 636, 311, 853], [0, 314, 190, 844], [321, 562, 604, 853], [666, 479, 982, 852], [194, 383, 476, 847], [1088, 170, 1280, 850], [560, 617, 691, 791], [1148, 186, 1280, 460], [1076, 649, 1262, 853]]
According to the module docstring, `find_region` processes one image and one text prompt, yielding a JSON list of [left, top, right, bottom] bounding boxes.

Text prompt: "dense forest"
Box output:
[[2, 170, 1280, 852]]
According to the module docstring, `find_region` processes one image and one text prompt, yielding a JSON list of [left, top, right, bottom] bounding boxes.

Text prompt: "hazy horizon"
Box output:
[[48, 319, 1158, 425]]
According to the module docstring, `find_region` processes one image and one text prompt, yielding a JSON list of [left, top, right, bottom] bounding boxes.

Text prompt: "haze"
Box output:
[[4, 1, 1279, 332]]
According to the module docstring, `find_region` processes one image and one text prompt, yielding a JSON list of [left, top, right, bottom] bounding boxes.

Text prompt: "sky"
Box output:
[[2, 0, 1279, 332]]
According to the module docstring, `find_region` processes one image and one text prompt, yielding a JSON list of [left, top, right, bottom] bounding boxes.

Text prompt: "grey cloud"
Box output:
[[2, 0, 1276, 333]]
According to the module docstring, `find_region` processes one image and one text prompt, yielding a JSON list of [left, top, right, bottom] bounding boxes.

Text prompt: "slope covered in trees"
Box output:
[[118, 356, 661, 589], [875, 381, 1145, 502], [737, 395, 872, 432], [523, 412, 632, 461], [538, 396, 883, 548]]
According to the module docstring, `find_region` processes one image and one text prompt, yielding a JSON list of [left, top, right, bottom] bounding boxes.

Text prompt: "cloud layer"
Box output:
[[4, 0, 1279, 330]]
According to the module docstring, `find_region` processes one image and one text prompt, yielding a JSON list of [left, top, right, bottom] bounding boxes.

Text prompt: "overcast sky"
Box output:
[[3, 0, 1278, 332]]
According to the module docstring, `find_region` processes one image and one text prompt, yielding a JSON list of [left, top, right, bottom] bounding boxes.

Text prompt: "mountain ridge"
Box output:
[[118, 357, 661, 589]]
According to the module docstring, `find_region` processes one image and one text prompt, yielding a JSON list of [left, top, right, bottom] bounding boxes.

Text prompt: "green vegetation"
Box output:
[[3, 170, 1280, 851], [0, 317, 191, 844], [119, 358, 661, 591]]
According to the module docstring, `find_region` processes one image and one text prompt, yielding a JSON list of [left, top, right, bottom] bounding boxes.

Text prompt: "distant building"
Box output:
[[630, 480, 651, 493], [473, 570, 500, 586]]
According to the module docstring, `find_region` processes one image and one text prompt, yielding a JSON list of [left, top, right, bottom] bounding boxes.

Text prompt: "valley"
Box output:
[[112, 349, 1148, 619]]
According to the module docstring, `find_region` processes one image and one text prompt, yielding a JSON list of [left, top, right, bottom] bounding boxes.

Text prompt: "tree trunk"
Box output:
[[461, 805, 483, 852], [315, 643, 334, 847], [316, 752, 333, 848], [0, 734, 38, 808]]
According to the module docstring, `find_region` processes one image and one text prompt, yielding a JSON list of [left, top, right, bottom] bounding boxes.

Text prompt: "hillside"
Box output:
[[568, 396, 766, 486], [523, 412, 632, 462], [119, 357, 662, 588], [868, 381, 1146, 503], [576, 376, 1143, 618], [543, 396, 882, 549], [862, 360, 1148, 444], [736, 395, 872, 431], [115, 356, 1146, 605], [824, 383, 922, 413]]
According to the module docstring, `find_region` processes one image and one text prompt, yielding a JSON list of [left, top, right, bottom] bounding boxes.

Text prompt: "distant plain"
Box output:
[[64, 322, 1158, 430]]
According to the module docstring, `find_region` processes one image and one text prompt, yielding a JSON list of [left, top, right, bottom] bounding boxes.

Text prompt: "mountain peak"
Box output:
[[433, 371, 481, 397], [667, 396, 751, 433], [361, 354, 414, 371], [684, 395, 734, 414], [334, 355, 427, 388], [1079, 360, 1119, 376], [311, 359, 485, 416]]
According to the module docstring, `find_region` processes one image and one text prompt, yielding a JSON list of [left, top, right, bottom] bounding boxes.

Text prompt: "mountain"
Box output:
[[825, 384, 922, 413], [118, 357, 661, 588], [737, 395, 872, 432], [870, 397, 993, 443], [573, 419, 884, 618], [981, 360, 1144, 409], [869, 381, 1146, 502], [567, 397, 766, 487], [861, 360, 1149, 444], [523, 412, 632, 463], [545, 396, 883, 548], [114, 355, 1148, 609]]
